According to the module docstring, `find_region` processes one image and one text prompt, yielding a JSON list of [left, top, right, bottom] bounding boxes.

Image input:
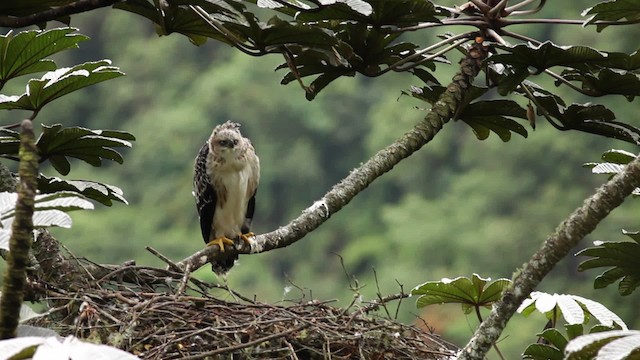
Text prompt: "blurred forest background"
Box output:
[[1, 0, 639, 357]]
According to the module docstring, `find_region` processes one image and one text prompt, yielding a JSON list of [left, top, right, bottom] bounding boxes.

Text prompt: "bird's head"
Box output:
[[209, 121, 245, 159]]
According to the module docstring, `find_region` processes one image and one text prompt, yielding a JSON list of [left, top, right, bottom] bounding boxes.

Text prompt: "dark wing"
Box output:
[[242, 189, 257, 234], [194, 143, 216, 244]]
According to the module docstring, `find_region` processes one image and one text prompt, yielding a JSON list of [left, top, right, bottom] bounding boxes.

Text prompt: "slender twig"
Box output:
[[392, 38, 471, 72], [180, 324, 310, 360], [505, 0, 546, 16], [488, 0, 509, 19], [505, 0, 543, 13], [467, 0, 491, 13], [372, 268, 391, 319], [519, 82, 566, 130], [543, 68, 592, 95], [377, 32, 475, 76], [388, 18, 486, 33], [499, 29, 541, 44], [486, 29, 509, 46], [500, 18, 640, 26], [146, 246, 182, 272], [189, 5, 264, 56]]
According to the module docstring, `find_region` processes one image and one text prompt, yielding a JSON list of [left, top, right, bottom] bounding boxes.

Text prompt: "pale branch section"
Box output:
[[176, 41, 489, 272], [457, 153, 640, 360], [0, 120, 38, 339], [0, 0, 119, 28]]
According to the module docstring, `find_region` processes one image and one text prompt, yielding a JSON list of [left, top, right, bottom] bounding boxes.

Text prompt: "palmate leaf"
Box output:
[[0, 28, 88, 85], [559, 68, 640, 101], [0, 125, 134, 176], [517, 291, 627, 330], [38, 175, 128, 206], [491, 42, 612, 73], [582, 0, 640, 32], [0, 60, 124, 112], [411, 273, 511, 314], [0, 336, 139, 360], [523, 84, 640, 145], [0, 191, 94, 250], [577, 230, 640, 295], [115, 0, 252, 45], [257, 0, 373, 18], [583, 149, 640, 196], [37, 125, 134, 175], [565, 330, 640, 360], [523, 343, 564, 360], [458, 100, 529, 142]]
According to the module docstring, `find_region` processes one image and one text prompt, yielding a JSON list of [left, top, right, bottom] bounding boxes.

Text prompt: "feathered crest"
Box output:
[[214, 121, 241, 135]]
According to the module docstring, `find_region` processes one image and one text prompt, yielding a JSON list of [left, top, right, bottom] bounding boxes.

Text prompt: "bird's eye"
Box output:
[[232, 139, 239, 146]]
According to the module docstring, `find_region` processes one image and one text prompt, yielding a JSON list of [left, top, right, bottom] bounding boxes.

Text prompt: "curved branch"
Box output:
[[457, 153, 640, 360], [177, 41, 490, 272], [0, 0, 119, 28]]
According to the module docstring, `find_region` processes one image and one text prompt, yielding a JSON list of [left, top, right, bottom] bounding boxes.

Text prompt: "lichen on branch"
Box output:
[[0, 120, 39, 339]]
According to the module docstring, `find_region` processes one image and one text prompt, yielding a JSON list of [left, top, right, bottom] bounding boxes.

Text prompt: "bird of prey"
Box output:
[[193, 121, 260, 273]]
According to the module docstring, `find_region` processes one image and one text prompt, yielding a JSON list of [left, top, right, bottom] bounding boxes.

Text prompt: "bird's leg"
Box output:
[[239, 232, 255, 246], [206, 236, 235, 252]]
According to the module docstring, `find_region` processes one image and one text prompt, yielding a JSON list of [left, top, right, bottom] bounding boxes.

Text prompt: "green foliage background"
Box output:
[[1, 1, 640, 357]]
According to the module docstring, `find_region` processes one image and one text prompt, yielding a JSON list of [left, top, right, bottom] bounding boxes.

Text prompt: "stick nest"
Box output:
[[27, 258, 458, 360]]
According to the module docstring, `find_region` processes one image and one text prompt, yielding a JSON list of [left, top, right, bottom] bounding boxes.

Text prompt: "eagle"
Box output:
[[193, 121, 260, 273]]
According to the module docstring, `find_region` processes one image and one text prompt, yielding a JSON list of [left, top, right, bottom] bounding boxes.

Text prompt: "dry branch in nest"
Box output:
[[24, 251, 458, 360]]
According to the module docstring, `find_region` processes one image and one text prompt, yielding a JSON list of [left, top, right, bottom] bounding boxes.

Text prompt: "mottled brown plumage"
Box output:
[[193, 121, 260, 273]]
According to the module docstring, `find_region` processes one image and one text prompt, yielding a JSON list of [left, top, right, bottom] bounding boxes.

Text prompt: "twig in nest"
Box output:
[[146, 246, 182, 272], [373, 267, 392, 319], [181, 324, 311, 360], [175, 264, 191, 298]]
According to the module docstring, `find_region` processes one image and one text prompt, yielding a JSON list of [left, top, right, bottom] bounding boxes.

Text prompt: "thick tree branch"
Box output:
[[177, 40, 489, 272], [457, 153, 640, 360], [0, 120, 38, 339], [0, 0, 119, 28]]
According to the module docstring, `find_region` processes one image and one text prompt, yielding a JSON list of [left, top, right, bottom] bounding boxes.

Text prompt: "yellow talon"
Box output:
[[206, 237, 234, 252], [239, 232, 255, 245]]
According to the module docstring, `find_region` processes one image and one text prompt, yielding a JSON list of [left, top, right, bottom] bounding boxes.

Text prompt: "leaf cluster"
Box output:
[[518, 291, 627, 360], [0, 27, 132, 233]]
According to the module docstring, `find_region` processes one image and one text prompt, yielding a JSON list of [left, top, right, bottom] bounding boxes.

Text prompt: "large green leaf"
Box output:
[[583, 149, 640, 196], [582, 0, 640, 32], [565, 330, 640, 360], [38, 175, 128, 206], [0, 60, 124, 112], [523, 343, 564, 360], [290, 0, 444, 25], [518, 291, 627, 330], [37, 124, 134, 175], [0, 191, 94, 250], [525, 90, 640, 144], [559, 68, 640, 101], [411, 273, 511, 314], [1, 124, 134, 176], [458, 100, 529, 142], [0, 28, 87, 86], [491, 42, 612, 73], [577, 230, 640, 295]]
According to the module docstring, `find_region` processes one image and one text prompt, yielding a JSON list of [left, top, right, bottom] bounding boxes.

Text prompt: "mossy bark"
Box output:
[[0, 120, 39, 339]]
